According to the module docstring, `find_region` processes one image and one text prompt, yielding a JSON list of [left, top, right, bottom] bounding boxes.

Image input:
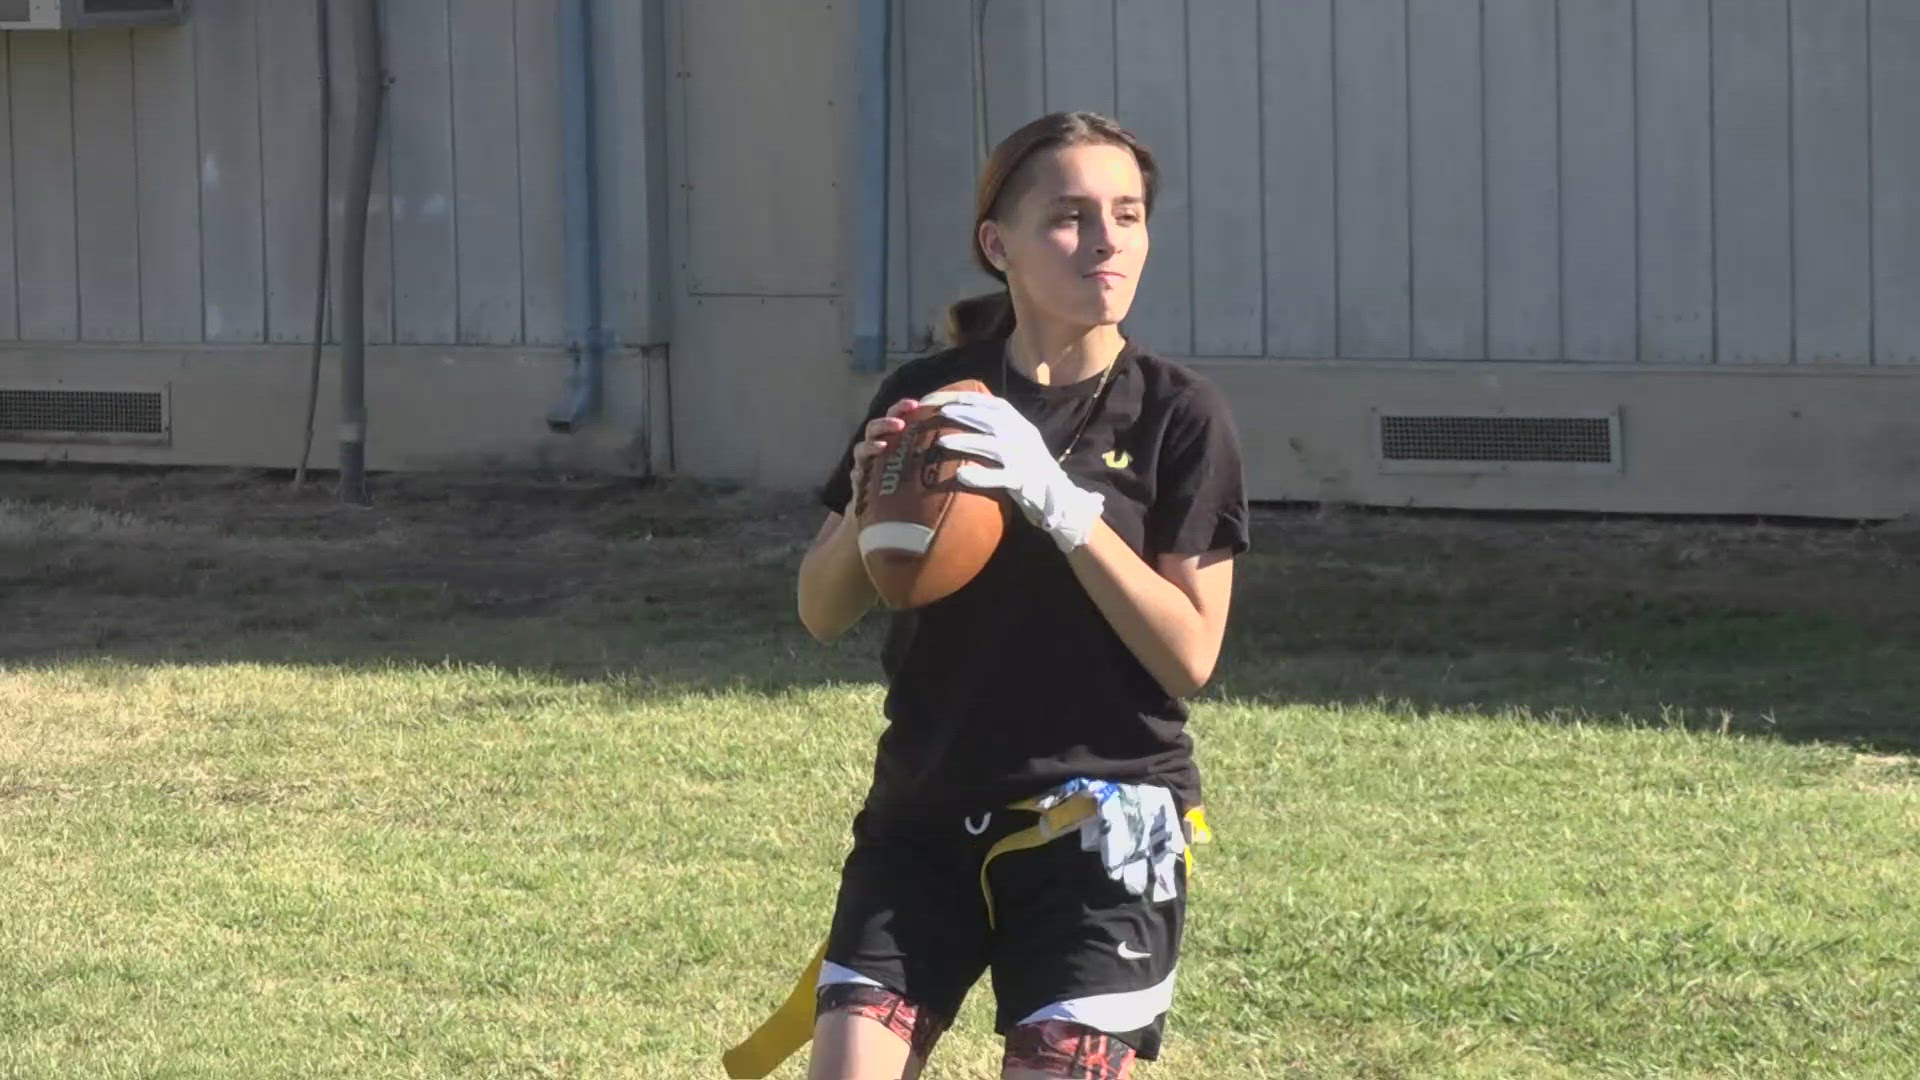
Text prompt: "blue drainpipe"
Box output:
[[548, 0, 604, 431]]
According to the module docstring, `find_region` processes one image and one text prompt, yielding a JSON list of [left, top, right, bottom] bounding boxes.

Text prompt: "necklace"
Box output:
[[1001, 341, 1122, 465]]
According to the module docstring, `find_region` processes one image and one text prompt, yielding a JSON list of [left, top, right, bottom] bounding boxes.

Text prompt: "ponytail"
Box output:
[[946, 289, 1015, 347]]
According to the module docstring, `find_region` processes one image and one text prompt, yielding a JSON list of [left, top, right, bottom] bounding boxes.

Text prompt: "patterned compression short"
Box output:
[[1002, 1018, 1138, 1078], [814, 983, 950, 1063], [816, 982, 1136, 1078]]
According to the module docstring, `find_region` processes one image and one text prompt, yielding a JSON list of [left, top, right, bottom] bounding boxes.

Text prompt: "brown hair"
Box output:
[[944, 111, 1160, 347]]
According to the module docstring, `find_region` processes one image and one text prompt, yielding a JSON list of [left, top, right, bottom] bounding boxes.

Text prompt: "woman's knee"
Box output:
[[809, 984, 945, 1080]]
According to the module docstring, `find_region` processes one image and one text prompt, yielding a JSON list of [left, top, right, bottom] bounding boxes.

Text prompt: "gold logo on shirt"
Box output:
[[1103, 449, 1133, 471]]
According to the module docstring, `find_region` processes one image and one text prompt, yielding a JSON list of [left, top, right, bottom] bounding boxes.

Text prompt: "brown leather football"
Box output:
[[855, 378, 1006, 609]]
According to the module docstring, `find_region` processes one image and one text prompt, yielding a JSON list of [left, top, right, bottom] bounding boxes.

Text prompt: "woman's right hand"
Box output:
[[847, 397, 921, 516]]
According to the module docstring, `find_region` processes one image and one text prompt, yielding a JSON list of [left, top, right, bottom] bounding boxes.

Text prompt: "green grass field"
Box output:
[[3, 467, 1918, 1078]]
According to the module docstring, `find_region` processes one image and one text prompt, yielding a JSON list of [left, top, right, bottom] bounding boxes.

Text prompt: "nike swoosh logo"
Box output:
[[1116, 941, 1152, 960]]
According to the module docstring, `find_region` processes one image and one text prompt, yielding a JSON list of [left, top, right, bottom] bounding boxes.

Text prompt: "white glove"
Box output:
[[922, 390, 1105, 553]]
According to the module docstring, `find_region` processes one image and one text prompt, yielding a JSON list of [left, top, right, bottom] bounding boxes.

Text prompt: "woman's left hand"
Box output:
[[923, 390, 1105, 553]]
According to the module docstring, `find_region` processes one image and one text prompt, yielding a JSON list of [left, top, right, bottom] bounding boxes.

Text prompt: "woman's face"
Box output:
[[980, 142, 1150, 334]]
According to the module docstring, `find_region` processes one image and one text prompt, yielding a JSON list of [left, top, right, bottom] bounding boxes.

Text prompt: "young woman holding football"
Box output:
[[776, 111, 1248, 1080]]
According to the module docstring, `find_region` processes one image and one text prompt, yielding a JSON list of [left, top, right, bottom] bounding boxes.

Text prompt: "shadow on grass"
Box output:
[[4, 464, 1918, 752]]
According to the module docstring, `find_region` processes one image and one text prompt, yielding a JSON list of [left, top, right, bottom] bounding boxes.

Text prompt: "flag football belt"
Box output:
[[720, 799, 1212, 1079]]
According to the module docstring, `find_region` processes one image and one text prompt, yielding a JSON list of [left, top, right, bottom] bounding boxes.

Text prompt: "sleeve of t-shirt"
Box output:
[[1146, 378, 1251, 557], [816, 369, 907, 515]]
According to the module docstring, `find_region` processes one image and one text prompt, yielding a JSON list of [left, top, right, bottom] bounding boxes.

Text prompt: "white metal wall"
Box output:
[[0, 0, 671, 477], [0, 0, 669, 349], [889, 0, 1920, 369]]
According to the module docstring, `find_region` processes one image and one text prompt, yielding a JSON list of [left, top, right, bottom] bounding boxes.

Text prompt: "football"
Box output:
[[855, 378, 1006, 609]]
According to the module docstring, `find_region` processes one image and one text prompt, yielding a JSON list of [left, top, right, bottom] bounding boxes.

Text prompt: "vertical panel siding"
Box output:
[[0, 42, 14, 339], [1559, 0, 1638, 362], [516, 0, 566, 346], [1042, 0, 1114, 118], [1872, 0, 1920, 364], [449, 0, 523, 344], [892, 0, 1909, 369], [194, 0, 266, 343], [1260, 0, 1337, 358], [388, 0, 460, 345], [0, 42, 13, 338], [1484, 0, 1559, 361], [1790, 0, 1873, 366], [902, 0, 984, 348], [71, 30, 141, 342], [1712, 0, 1793, 365], [1333, 0, 1411, 359], [1637, 0, 1715, 364], [981, 0, 1043, 152], [0, 0, 568, 349], [132, 25, 200, 344], [886, 0, 912, 352], [1116, 0, 1193, 355], [1408, 0, 1485, 360], [11, 33, 79, 341], [260, 0, 325, 344], [0, 0, 1907, 367], [1188, 0, 1263, 356]]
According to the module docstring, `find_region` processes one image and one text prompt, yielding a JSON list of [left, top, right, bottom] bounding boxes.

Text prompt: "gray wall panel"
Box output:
[[1559, 0, 1637, 362], [194, 0, 266, 343], [1409, 0, 1485, 360], [517, 0, 567, 346], [1333, 0, 1411, 359], [0, 0, 624, 356], [887, 0, 1905, 370], [387, 0, 460, 345], [1260, 0, 1336, 358], [902, 0, 985, 347], [682, 0, 841, 299], [0, 43, 14, 338], [1872, 0, 1920, 364], [887, 0, 911, 351], [72, 30, 141, 343], [1790, 0, 1873, 365], [4, 0, 1898, 374], [131, 25, 200, 344], [1484, 0, 1559, 361], [1043, 0, 1115, 118], [1637, 0, 1715, 364], [10, 32, 78, 341], [450, 0, 524, 344], [260, 0, 324, 344], [983, 0, 1044, 156], [1188, 0, 1263, 356], [1712, 0, 1793, 365], [1116, 0, 1193, 355]]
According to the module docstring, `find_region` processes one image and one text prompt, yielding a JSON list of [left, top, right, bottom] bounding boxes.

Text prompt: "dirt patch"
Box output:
[[0, 465, 819, 664], [4, 463, 1917, 749]]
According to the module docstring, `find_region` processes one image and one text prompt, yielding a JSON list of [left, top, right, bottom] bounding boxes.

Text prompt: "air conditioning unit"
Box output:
[[0, 0, 186, 30]]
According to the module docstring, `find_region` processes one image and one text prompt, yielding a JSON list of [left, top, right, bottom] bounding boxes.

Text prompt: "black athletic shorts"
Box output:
[[818, 790, 1186, 1059]]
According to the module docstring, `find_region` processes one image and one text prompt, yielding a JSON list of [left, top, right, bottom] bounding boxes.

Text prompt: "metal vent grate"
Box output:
[[84, 0, 178, 12], [1375, 410, 1620, 475], [0, 387, 169, 445], [1382, 415, 1612, 463]]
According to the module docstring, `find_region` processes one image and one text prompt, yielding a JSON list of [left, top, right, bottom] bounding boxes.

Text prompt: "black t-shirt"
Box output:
[[817, 336, 1250, 827]]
